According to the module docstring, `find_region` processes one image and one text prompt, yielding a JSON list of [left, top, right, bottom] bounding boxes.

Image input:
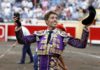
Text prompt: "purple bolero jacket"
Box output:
[[15, 27, 89, 55]]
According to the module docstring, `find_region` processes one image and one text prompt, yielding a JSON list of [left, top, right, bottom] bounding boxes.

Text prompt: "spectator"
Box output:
[[12, 26, 33, 64], [1, 0, 12, 22], [33, 4, 43, 19]]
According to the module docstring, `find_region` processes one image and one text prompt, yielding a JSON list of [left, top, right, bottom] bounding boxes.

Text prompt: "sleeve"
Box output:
[[22, 26, 30, 36], [15, 27, 36, 44], [67, 28, 89, 48]]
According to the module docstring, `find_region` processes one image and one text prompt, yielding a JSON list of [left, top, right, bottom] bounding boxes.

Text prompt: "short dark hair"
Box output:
[[44, 11, 58, 21]]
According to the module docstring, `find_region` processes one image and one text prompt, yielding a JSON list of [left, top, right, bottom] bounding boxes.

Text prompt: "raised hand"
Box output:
[[13, 12, 21, 27], [82, 5, 96, 26]]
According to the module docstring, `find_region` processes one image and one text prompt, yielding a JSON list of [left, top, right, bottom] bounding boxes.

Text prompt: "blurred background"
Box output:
[[0, 0, 100, 43], [0, 0, 100, 23]]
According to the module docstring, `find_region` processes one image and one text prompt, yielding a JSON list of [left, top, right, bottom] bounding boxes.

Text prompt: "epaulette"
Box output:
[[59, 31, 68, 37], [34, 30, 45, 36]]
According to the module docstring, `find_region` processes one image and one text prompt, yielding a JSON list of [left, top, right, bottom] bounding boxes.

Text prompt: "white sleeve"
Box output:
[[22, 26, 30, 36]]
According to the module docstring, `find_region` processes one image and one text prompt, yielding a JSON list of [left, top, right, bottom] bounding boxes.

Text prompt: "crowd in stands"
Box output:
[[0, 0, 99, 23]]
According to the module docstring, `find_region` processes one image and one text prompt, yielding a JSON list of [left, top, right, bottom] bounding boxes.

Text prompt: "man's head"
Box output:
[[44, 11, 58, 29]]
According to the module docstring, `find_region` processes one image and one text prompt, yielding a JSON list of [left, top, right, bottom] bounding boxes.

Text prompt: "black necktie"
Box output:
[[47, 31, 53, 44]]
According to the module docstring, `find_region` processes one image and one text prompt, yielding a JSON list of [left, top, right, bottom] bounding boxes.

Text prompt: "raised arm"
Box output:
[[15, 27, 36, 44], [67, 27, 89, 48], [56, 24, 89, 48], [13, 12, 36, 44], [67, 5, 96, 48]]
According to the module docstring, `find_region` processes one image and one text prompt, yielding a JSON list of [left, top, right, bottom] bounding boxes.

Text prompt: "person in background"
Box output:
[[12, 25, 33, 64]]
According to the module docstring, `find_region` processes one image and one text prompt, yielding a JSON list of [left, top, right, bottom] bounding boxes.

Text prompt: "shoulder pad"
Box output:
[[59, 31, 68, 37], [34, 30, 45, 36]]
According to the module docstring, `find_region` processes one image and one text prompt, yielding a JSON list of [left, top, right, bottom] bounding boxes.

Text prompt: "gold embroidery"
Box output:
[[53, 34, 57, 37], [37, 49, 63, 55], [56, 39, 60, 44], [41, 40, 47, 43], [56, 44, 60, 48], [52, 44, 56, 48], [50, 68, 54, 70], [39, 46, 43, 49], [43, 46, 47, 49], [50, 61, 56, 67]]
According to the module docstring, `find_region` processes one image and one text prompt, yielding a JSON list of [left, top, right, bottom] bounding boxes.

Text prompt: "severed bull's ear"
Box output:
[[82, 5, 96, 25]]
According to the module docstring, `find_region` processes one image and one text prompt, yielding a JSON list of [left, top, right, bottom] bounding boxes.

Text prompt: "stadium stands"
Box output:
[[0, 0, 99, 22]]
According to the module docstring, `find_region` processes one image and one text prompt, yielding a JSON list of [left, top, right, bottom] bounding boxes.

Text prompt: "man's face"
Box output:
[[46, 14, 58, 28]]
